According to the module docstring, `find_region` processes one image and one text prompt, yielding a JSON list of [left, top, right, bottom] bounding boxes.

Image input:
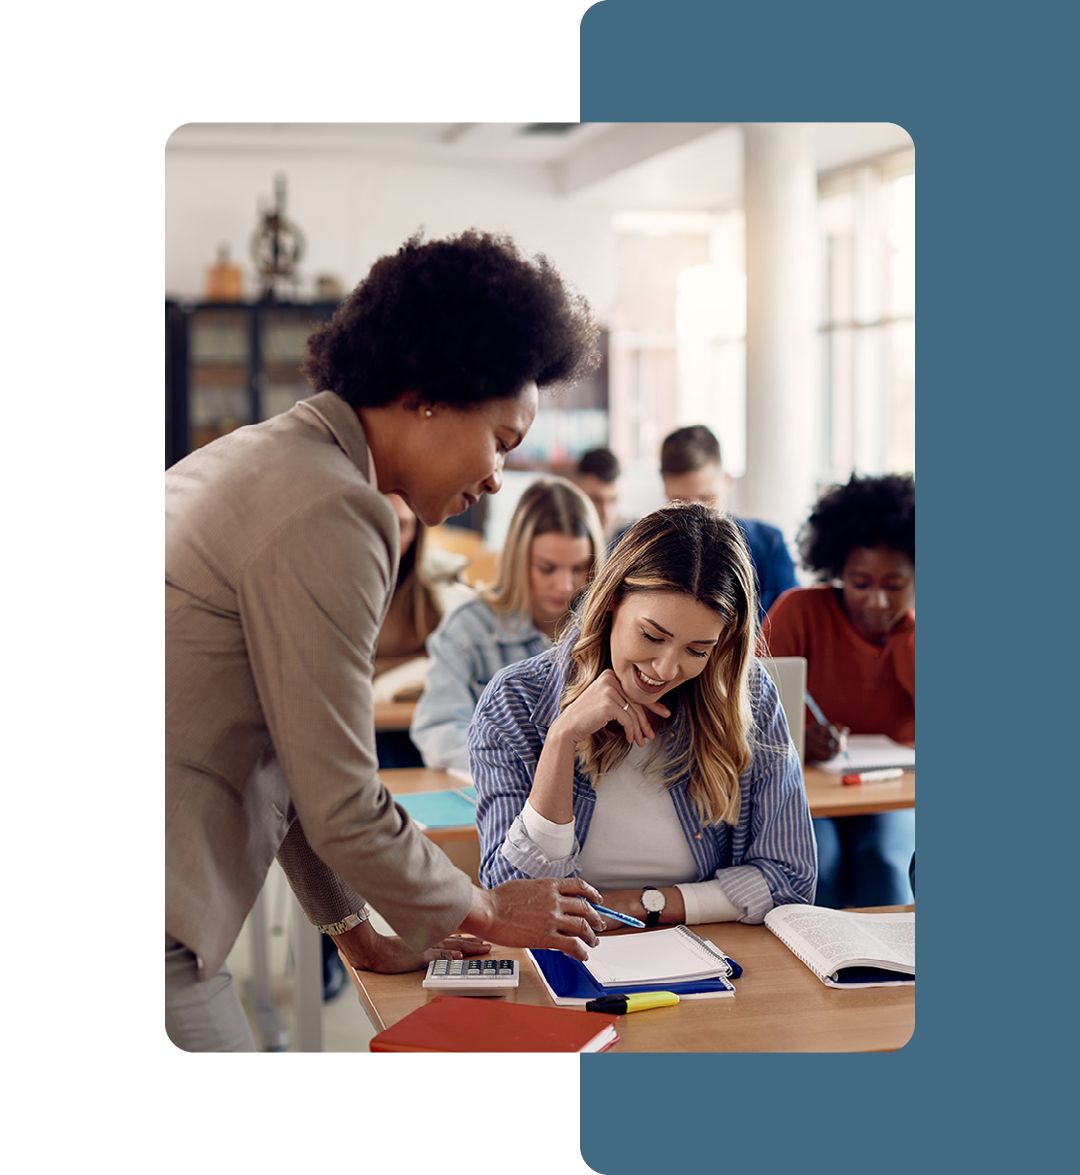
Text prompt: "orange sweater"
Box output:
[[763, 584, 914, 745]]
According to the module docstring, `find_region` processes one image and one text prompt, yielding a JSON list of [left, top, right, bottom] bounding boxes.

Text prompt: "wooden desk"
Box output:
[[373, 701, 417, 731], [381, 765, 915, 824], [346, 910, 914, 1052], [802, 765, 915, 818]]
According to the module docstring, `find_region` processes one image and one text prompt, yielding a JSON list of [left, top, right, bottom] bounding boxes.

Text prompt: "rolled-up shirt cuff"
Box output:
[[520, 798, 576, 860], [500, 812, 581, 879], [674, 880, 742, 925], [677, 865, 773, 925]]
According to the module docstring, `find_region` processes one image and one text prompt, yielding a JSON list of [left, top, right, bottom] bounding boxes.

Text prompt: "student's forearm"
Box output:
[[527, 723, 578, 825]]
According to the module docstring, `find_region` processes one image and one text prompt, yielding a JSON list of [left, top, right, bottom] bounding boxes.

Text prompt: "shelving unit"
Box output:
[[165, 300, 340, 467]]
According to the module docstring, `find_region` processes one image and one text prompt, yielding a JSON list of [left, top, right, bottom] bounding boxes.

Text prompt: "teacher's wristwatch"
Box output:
[[640, 887, 666, 928], [316, 908, 370, 936]]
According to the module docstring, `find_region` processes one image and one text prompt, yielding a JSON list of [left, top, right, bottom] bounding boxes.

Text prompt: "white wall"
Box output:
[[164, 143, 618, 318], [0, 125, 166, 587]]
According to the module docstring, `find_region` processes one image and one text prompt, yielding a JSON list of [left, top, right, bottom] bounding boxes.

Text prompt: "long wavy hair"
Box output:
[[561, 503, 758, 826], [486, 477, 605, 632]]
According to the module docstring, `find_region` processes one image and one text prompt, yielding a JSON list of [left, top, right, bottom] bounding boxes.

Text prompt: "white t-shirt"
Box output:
[[521, 742, 743, 923]]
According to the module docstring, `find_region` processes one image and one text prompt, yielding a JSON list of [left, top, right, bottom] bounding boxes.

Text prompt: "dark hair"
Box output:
[[576, 446, 621, 482], [798, 473, 916, 581], [660, 424, 721, 475], [302, 229, 599, 409]]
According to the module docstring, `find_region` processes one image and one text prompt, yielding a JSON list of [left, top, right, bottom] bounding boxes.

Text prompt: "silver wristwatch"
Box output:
[[316, 908, 370, 936], [641, 886, 666, 927]]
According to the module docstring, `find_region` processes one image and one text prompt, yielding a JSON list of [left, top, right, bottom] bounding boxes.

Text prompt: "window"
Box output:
[[818, 149, 915, 481], [607, 147, 914, 496]]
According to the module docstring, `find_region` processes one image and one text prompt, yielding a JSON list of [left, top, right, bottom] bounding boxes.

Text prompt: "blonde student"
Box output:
[[411, 476, 605, 771], [472, 503, 816, 928]]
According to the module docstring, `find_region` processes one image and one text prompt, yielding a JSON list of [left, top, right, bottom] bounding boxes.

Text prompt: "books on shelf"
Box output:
[[764, 904, 915, 988], [368, 995, 619, 1053], [529, 925, 739, 1005], [819, 734, 915, 774]]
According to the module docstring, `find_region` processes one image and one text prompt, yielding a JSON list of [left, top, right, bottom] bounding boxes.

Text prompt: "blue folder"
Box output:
[[529, 946, 741, 1001], [394, 788, 477, 830]]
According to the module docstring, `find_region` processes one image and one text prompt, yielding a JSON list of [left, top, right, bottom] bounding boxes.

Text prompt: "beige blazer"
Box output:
[[166, 391, 472, 979]]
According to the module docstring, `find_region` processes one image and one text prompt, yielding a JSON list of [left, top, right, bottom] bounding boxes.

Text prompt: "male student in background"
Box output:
[[575, 446, 623, 545], [660, 424, 797, 615]]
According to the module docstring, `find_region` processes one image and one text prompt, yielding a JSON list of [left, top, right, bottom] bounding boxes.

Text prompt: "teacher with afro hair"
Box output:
[[166, 230, 606, 1050]]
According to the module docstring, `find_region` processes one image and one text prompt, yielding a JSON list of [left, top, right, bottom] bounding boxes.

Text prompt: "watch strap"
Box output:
[[316, 907, 370, 936]]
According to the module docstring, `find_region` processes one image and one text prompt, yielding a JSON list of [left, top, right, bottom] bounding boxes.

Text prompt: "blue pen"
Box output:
[[588, 901, 646, 928], [804, 692, 849, 760]]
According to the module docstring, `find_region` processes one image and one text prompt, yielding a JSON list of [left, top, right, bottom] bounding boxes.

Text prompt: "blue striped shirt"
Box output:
[[468, 639, 817, 922]]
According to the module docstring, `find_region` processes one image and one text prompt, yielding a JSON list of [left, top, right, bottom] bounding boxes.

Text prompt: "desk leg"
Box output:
[[244, 888, 288, 1052], [291, 895, 324, 1052]]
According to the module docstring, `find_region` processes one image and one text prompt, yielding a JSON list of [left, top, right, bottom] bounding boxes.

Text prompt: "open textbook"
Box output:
[[764, 905, 914, 988]]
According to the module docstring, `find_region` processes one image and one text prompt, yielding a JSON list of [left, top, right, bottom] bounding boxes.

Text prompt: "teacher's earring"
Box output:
[[424, 408, 433, 417]]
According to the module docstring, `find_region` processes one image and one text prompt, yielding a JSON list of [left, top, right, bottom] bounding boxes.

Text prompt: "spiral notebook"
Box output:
[[527, 926, 738, 1006], [581, 925, 736, 987], [818, 734, 915, 774]]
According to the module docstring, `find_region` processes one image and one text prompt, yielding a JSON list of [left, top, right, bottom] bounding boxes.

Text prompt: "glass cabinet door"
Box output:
[[259, 308, 325, 420], [168, 302, 340, 463], [188, 306, 252, 451]]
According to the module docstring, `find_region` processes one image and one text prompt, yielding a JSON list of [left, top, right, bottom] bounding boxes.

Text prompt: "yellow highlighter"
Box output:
[[585, 991, 680, 1014]]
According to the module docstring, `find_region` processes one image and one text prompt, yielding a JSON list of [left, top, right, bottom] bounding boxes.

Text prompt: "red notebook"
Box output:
[[369, 996, 619, 1053]]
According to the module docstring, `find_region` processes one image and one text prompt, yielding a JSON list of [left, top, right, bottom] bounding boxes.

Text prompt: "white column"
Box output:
[[741, 124, 819, 542]]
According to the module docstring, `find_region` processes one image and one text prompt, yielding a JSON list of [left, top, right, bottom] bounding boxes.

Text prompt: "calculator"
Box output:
[[421, 958, 520, 997]]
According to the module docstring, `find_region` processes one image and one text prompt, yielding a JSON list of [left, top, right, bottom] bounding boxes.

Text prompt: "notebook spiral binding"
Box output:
[[675, 924, 734, 976]]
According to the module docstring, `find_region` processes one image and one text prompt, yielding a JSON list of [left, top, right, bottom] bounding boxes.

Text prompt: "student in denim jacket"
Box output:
[[411, 477, 605, 771]]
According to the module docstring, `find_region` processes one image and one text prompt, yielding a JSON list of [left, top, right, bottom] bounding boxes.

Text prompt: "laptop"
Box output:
[[759, 656, 807, 763]]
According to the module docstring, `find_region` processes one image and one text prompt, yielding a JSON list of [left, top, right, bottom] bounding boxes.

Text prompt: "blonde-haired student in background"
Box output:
[[411, 476, 605, 772], [372, 493, 474, 770], [472, 502, 816, 928]]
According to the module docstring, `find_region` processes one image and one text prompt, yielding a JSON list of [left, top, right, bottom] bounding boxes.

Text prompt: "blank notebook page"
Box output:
[[583, 925, 730, 986]]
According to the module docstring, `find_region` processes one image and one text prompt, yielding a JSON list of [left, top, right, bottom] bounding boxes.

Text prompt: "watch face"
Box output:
[[641, 888, 666, 913]]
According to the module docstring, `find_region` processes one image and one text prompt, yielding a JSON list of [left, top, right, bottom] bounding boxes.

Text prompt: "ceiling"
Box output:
[[166, 122, 914, 210]]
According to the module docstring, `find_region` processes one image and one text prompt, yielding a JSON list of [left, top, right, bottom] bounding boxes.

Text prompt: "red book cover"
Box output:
[[369, 996, 619, 1053]]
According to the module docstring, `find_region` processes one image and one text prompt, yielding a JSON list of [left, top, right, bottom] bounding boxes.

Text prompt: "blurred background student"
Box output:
[[574, 446, 623, 547], [660, 425, 797, 616], [764, 472, 915, 908], [411, 476, 604, 772], [371, 493, 474, 769]]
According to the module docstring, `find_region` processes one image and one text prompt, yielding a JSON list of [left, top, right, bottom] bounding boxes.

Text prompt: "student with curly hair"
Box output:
[[471, 503, 816, 929], [764, 472, 915, 908], [166, 230, 606, 1050], [411, 476, 604, 771]]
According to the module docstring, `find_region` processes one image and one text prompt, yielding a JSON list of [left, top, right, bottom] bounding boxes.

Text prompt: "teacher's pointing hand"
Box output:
[[461, 876, 605, 961]]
